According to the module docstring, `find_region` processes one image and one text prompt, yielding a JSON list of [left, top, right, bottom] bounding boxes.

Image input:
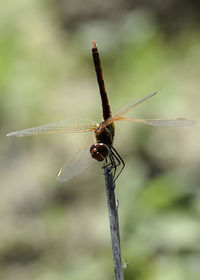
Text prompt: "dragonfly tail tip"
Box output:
[[92, 40, 97, 49]]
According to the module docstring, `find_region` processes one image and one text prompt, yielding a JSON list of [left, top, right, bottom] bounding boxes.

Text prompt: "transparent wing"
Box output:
[[141, 118, 196, 127], [7, 119, 98, 137], [57, 136, 95, 182], [113, 91, 158, 118], [113, 117, 196, 127]]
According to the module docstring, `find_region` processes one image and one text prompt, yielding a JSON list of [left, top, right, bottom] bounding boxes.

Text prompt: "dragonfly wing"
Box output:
[[102, 92, 158, 128], [113, 91, 158, 118], [114, 117, 196, 127], [7, 119, 98, 137], [57, 136, 95, 182], [141, 118, 196, 127]]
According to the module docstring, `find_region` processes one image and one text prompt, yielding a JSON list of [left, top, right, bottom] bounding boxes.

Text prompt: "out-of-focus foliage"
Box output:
[[1, 1, 200, 280]]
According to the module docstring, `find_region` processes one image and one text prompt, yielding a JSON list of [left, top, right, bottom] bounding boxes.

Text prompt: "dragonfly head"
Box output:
[[90, 143, 110, 161]]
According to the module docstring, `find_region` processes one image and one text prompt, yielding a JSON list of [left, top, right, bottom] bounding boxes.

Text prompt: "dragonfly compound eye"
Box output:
[[90, 143, 110, 161]]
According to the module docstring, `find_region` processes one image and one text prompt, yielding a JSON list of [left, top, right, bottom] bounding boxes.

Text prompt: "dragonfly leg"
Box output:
[[102, 148, 117, 177], [111, 147, 125, 181], [109, 151, 117, 179], [102, 154, 112, 169], [102, 147, 125, 181]]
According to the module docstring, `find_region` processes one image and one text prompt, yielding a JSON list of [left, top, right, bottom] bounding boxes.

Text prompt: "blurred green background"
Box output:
[[1, 1, 200, 279]]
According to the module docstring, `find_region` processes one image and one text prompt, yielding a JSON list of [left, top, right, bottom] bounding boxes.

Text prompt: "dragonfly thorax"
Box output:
[[94, 121, 115, 149], [91, 121, 115, 162]]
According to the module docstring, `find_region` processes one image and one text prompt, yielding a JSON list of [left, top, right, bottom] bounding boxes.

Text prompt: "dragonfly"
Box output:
[[7, 41, 196, 182]]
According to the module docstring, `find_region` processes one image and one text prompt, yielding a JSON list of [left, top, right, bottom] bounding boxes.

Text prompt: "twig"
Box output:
[[103, 166, 124, 280]]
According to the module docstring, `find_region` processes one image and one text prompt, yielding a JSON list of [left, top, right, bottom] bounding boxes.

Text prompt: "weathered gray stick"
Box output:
[[104, 166, 124, 280]]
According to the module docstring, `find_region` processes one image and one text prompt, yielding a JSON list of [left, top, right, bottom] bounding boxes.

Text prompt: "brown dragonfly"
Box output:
[[7, 41, 195, 182]]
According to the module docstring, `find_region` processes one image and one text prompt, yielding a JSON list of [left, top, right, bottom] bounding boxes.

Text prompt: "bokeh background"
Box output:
[[1, 1, 200, 279]]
